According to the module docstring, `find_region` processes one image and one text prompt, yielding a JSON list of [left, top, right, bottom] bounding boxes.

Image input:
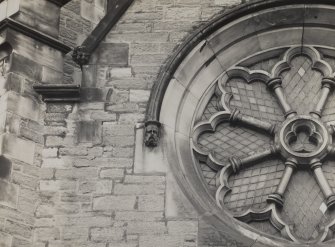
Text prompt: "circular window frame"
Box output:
[[146, 1, 335, 246]]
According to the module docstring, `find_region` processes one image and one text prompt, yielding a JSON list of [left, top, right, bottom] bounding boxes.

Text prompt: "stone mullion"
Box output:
[[310, 159, 335, 209], [310, 78, 335, 118], [229, 145, 278, 173], [267, 158, 297, 207], [266, 78, 297, 119], [229, 109, 276, 136]]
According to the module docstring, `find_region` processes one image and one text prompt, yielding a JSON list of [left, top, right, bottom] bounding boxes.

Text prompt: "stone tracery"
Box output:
[[192, 46, 335, 244]]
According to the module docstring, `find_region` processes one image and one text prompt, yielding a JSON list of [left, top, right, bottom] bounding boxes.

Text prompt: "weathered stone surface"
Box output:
[[167, 220, 198, 235], [39, 180, 76, 191], [0, 180, 18, 208], [114, 183, 164, 195], [80, 0, 105, 24], [0, 231, 12, 247], [0, 134, 35, 165], [139, 235, 184, 247], [55, 215, 112, 227], [77, 121, 102, 144], [41, 158, 66, 169], [0, 92, 40, 122], [55, 167, 99, 180], [0, 156, 11, 180], [41, 66, 63, 84], [5, 220, 33, 239], [14, 0, 61, 37], [90, 227, 124, 241], [60, 193, 91, 203], [138, 195, 164, 212], [9, 53, 42, 82], [127, 221, 167, 235], [198, 219, 240, 247], [129, 90, 150, 103], [106, 33, 169, 43], [12, 171, 38, 189], [6, 30, 64, 71], [166, 173, 197, 219], [108, 67, 132, 78], [11, 237, 31, 247], [99, 168, 124, 179], [103, 122, 134, 136], [93, 195, 136, 211], [34, 227, 60, 241], [42, 148, 58, 158], [118, 113, 145, 124], [93, 43, 129, 66], [59, 147, 88, 156], [62, 227, 89, 241], [80, 88, 107, 102], [115, 211, 164, 222]]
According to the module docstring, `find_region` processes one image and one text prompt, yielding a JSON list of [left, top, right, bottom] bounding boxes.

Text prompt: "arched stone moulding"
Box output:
[[149, 1, 335, 246]]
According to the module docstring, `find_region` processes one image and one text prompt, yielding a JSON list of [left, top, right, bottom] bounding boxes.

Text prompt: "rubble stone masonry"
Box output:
[[0, 0, 244, 246]]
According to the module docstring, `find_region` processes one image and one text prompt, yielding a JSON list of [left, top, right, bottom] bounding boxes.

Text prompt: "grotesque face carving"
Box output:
[[144, 121, 161, 147]]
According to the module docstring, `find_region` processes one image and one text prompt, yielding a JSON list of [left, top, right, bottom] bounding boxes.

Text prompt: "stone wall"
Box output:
[[0, 0, 246, 246], [0, 3, 66, 245]]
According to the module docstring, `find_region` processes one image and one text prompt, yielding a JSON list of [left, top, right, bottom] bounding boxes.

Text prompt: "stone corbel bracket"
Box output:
[[33, 84, 80, 103]]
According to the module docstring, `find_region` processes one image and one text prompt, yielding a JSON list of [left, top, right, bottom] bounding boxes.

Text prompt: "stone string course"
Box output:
[[0, 0, 244, 246]]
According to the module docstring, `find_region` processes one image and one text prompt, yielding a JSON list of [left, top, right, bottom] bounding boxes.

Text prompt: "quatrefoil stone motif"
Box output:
[[279, 116, 329, 163], [285, 120, 322, 154]]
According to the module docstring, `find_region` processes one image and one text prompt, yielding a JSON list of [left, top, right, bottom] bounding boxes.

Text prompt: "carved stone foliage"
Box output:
[[192, 45, 335, 244]]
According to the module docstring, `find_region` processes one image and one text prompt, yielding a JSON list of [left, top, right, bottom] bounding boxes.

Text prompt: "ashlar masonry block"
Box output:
[[93, 195, 136, 211], [0, 133, 35, 165], [0, 179, 18, 209], [0, 0, 20, 22], [4, 30, 64, 72], [78, 121, 102, 144], [0, 91, 40, 122], [9, 0, 62, 38], [0, 231, 12, 247], [80, 0, 105, 24]]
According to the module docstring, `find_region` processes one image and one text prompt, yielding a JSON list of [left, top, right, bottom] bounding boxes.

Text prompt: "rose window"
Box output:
[[192, 46, 335, 243], [152, 3, 335, 246]]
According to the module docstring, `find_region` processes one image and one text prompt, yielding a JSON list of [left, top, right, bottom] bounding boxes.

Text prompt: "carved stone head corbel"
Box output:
[[144, 120, 161, 147], [72, 45, 90, 67]]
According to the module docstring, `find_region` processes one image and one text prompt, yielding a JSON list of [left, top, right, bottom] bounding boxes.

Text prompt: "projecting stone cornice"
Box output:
[[33, 84, 81, 103], [47, 0, 71, 7]]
